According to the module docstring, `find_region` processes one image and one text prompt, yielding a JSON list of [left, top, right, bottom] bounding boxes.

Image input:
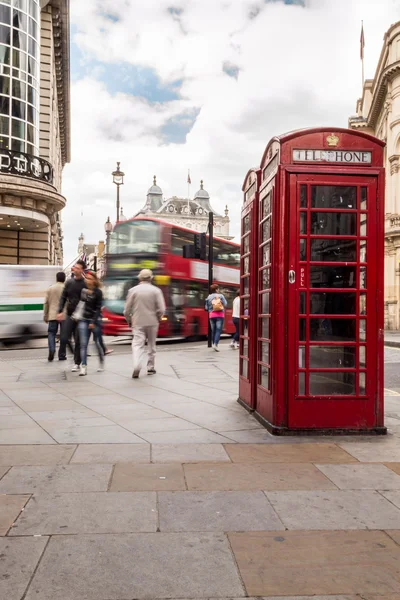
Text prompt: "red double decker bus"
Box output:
[[102, 217, 240, 339]]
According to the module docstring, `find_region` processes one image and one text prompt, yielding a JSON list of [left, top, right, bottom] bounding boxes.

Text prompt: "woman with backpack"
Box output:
[[205, 283, 227, 352]]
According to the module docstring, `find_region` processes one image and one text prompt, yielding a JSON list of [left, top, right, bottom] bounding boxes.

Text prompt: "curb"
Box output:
[[385, 341, 400, 349]]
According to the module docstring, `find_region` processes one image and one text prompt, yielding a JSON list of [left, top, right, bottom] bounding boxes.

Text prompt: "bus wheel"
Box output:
[[17, 326, 33, 345], [187, 319, 201, 342]]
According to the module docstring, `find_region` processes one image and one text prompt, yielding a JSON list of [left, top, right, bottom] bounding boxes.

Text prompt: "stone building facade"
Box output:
[[349, 21, 400, 329], [0, 0, 70, 265], [135, 177, 232, 239]]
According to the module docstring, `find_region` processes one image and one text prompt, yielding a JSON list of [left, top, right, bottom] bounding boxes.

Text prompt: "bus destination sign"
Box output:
[[293, 149, 372, 164]]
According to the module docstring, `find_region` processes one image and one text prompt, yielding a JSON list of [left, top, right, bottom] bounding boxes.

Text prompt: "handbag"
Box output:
[[72, 300, 85, 322], [72, 290, 87, 322]]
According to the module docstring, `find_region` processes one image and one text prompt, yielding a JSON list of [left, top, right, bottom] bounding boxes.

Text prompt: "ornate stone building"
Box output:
[[349, 21, 400, 329], [0, 0, 70, 265], [135, 177, 232, 239]]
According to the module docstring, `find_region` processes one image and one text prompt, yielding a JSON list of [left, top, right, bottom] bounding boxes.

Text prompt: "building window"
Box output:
[[0, 0, 39, 155]]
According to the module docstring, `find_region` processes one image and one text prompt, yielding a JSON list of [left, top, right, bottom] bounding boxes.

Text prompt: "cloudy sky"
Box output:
[[62, 0, 400, 264]]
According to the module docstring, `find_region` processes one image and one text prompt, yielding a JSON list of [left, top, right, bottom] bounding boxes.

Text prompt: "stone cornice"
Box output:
[[44, 0, 71, 165], [0, 173, 66, 212], [368, 60, 400, 129]]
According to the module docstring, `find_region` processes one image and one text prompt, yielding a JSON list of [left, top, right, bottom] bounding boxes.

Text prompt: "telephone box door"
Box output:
[[287, 174, 379, 430]]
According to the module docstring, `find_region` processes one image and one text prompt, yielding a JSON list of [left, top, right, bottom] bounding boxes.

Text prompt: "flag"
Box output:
[[360, 22, 365, 60], [187, 171, 191, 185]]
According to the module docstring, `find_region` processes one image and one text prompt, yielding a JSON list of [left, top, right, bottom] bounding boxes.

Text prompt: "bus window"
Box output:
[[170, 281, 185, 308], [186, 283, 207, 308], [219, 285, 237, 306], [214, 242, 241, 268], [109, 220, 160, 254], [172, 228, 194, 255]]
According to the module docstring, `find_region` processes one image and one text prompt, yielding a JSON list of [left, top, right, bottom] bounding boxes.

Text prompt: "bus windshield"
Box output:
[[109, 220, 160, 254]]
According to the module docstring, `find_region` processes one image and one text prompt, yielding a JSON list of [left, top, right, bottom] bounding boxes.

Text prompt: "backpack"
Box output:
[[211, 295, 224, 312]]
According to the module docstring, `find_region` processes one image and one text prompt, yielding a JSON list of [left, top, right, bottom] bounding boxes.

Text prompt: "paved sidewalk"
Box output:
[[1, 341, 400, 599]]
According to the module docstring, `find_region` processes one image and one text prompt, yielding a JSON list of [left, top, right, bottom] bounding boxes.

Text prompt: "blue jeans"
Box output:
[[48, 320, 66, 358], [210, 317, 224, 346], [48, 320, 58, 354], [78, 320, 104, 366], [232, 317, 240, 343]]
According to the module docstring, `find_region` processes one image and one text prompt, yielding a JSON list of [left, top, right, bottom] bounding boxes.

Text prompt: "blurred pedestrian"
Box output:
[[44, 271, 66, 362], [77, 271, 104, 376], [205, 283, 227, 352], [124, 269, 166, 379], [230, 289, 240, 350], [57, 259, 86, 371]]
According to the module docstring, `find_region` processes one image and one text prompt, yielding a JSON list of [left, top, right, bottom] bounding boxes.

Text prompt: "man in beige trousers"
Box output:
[[124, 269, 166, 379], [44, 271, 66, 362]]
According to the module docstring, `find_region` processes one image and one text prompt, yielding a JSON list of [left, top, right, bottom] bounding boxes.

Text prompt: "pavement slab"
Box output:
[[70, 443, 150, 463], [122, 417, 202, 433], [261, 597, 358, 600], [45, 424, 144, 444], [95, 404, 171, 420], [138, 429, 236, 444], [39, 416, 116, 429], [158, 491, 284, 532], [25, 533, 245, 600], [228, 530, 400, 596], [380, 492, 400, 512], [110, 463, 187, 491], [0, 415, 38, 429], [15, 399, 84, 412], [386, 463, 400, 475], [267, 490, 400, 529], [184, 462, 337, 491], [385, 530, 400, 544], [0, 465, 9, 479], [0, 464, 112, 494], [339, 440, 400, 462], [0, 427, 56, 444], [151, 443, 231, 463], [316, 463, 400, 490], [0, 536, 49, 600], [225, 443, 357, 463], [0, 494, 30, 535], [9, 491, 157, 535], [0, 444, 76, 465]]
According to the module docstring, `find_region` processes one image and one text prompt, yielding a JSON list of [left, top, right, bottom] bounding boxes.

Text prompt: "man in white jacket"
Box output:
[[123, 269, 166, 379]]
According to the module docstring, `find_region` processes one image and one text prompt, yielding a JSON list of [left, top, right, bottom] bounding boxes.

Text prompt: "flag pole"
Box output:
[[361, 20, 365, 89], [187, 169, 190, 218]]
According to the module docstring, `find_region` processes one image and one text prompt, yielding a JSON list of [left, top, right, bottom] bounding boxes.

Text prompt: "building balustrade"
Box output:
[[0, 150, 54, 185]]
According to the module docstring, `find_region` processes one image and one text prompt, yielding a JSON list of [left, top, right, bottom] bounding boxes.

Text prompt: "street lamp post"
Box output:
[[104, 216, 113, 255], [112, 161, 125, 223]]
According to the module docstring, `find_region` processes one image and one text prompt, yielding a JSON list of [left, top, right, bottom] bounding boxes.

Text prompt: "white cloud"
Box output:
[[62, 0, 400, 262]]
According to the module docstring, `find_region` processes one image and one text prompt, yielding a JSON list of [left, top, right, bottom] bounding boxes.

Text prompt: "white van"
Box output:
[[0, 265, 60, 343]]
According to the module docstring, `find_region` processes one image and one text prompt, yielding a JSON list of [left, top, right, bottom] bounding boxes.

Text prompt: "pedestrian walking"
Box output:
[[77, 271, 104, 376], [230, 289, 240, 349], [44, 271, 67, 362], [57, 259, 87, 371], [205, 283, 227, 352], [123, 269, 166, 379]]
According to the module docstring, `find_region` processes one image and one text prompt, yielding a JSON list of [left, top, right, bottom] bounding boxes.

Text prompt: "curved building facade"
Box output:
[[0, 0, 70, 265], [0, 0, 40, 156]]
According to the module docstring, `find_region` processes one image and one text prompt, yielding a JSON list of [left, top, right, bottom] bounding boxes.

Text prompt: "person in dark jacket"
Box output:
[[77, 270, 104, 376], [57, 259, 87, 369]]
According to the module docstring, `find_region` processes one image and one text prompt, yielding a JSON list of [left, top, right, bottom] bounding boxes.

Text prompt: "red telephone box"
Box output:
[[239, 127, 386, 434], [239, 168, 261, 409]]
